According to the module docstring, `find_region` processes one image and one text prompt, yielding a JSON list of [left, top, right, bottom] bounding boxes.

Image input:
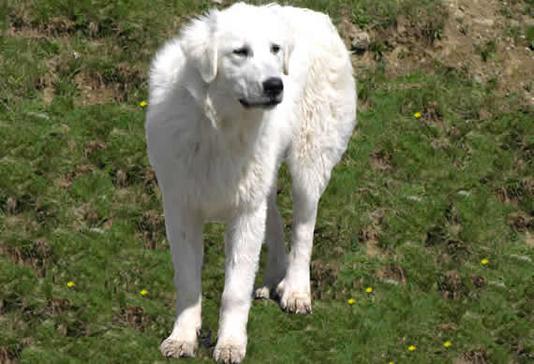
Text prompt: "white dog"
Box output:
[[146, 2, 356, 363]]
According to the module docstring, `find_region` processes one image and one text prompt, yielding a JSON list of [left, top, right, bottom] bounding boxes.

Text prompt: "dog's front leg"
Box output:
[[214, 202, 267, 364], [160, 204, 203, 358]]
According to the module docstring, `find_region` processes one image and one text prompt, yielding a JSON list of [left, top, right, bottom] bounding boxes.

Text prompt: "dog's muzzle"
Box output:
[[262, 77, 283, 98], [239, 77, 284, 109]]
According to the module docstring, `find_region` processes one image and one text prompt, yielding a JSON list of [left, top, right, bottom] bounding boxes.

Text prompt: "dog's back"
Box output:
[[277, 6, 357, 192]]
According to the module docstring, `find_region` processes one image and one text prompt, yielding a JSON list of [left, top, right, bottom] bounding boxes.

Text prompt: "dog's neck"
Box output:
[[209, 94, 269, 154], [184, 79, 270, 152]]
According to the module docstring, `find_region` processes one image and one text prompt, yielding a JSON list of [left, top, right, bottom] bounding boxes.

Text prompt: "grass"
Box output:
[[1, 0, 533, 363]]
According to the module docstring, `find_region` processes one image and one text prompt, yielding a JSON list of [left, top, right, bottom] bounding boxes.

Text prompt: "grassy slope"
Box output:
[[1, 0, 533, 363]]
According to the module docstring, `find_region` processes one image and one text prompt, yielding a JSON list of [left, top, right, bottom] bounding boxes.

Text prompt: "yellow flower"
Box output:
[[408, 345, 416, 352], [139, 100, 148, 108], [443, 340, 452, 348], [414, 111, 422, 119], [139, 289, 149, 296], [66, 281, 76, 288], [365, 287, 373, 294], [347, 298, 356, 305], [480, 258, 489, 266]]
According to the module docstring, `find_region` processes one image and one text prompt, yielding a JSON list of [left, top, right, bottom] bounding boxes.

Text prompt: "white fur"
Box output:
[[146, 3, 356, 363]]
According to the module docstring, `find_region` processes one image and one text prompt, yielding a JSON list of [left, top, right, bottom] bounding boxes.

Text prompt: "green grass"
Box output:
[[1, 0, 533, 363]]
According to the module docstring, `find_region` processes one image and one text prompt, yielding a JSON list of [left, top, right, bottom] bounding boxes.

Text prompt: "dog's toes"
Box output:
[[280, 291, 312, 314], [213, 342, 246, 364], [160, 337, 197, 358], [276, 279, 312, 314], [254, 286, 271, 300]]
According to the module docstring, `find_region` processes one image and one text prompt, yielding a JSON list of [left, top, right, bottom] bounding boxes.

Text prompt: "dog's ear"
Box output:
[[266, 4, 293, 76], [280, 27, 294, 75], [180, 12, 218, 83], [283, 42, 292, 75]]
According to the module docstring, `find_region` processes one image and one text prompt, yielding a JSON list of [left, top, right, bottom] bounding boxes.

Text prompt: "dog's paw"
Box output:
[[254, 274, 285, 300], [213, 341, 246, 364], [276, 281, 312, 314], [160, 337, 197, 358], [281, 292, 312, 314], [254, 286, 271, 300]]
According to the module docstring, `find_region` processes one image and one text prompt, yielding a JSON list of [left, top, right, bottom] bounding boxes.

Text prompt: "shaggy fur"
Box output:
[[145, 3, 356, 363]]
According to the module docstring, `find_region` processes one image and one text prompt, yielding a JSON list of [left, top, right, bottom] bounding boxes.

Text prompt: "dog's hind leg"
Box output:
[[275, 155, 332, 314], [255, 187, 288, 299]]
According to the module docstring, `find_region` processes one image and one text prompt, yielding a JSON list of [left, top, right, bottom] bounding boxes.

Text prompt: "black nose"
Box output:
[[263, 77, 283, 97]]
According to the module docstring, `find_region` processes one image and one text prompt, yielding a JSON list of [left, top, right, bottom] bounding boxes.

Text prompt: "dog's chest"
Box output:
[[181, 129, 278, 219]]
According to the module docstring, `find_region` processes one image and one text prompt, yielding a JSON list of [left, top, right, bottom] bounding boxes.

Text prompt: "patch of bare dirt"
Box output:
[[5, 197, 18, 214], [114, 306, 150, 331], [471, 274, 486, 288], [0, 239, 53, 277], [0, 346, 20, 364], [370, 149, 393, 171], [143, 167, 157, 188], [74, 63, 146, 105], [426, 224, 471, 263], [507, 211, 533, 231], [74, 71, 120, 106], [358, 209, 387, 257], [43, 298, 71, 316], [58, 320, 88, 338], [438, 270, 466, 300], [310, 260, 339, 299], [71, 202, 111, 230], [84, 140, 107, 157], [342, 0, 534, 105], [56, 163, 95, 189], [8, 6, 99, 38], [6, 26, 47, 39], [137, 210, 165, 250], [7, 18, 142, 106], [437, 0, 533, 101], [496, 177, 534, 205], [342, 3, 449, 76], [377, 264, 407, 285], [35, 55, 70, 105], [338, 14, 376, 72], [35, 58, 59, 105], [454, 349, 489, 364]]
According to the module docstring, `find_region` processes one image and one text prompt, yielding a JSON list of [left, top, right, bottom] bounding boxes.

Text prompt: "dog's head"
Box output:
[[180, 3, 292, 111]]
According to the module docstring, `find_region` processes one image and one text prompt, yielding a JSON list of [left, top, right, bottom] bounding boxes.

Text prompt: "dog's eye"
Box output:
[[271, 44, 281, 54], [233, 47, 250, 57]]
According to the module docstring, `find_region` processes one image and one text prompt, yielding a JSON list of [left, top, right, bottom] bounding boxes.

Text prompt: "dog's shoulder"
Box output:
[[148, 38, 187, 106], [273, 5, 334, 33]]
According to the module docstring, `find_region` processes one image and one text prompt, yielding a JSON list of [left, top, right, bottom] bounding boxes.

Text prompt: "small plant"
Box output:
[[527, 26, 534, 50], [477, 40, 497, 62]]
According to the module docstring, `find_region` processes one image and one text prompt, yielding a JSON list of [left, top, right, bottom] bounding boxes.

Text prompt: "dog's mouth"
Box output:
[[239, 96, 282, 109]]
